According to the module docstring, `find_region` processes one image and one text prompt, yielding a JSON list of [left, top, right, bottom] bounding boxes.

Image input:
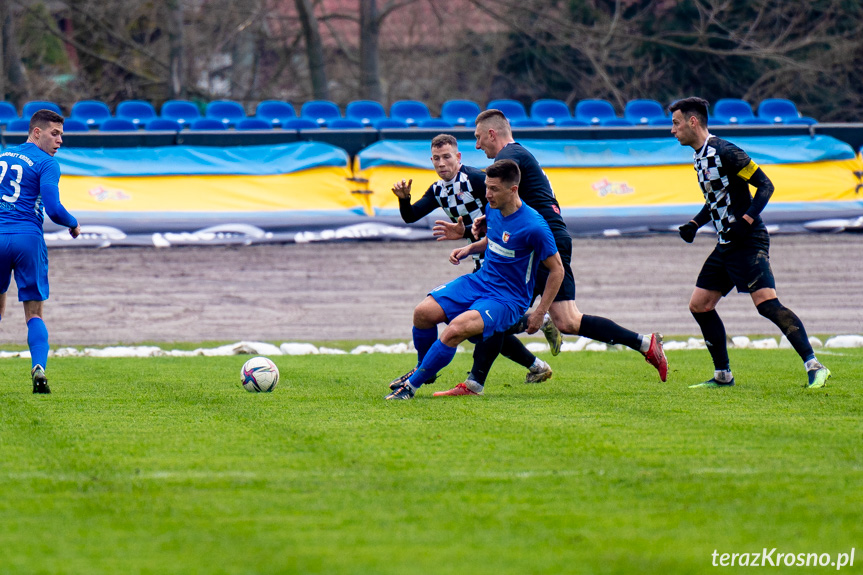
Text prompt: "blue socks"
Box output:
[[412, 326, 438, 364], [407, 340, 457, 389], [27, 317, 49, 370]]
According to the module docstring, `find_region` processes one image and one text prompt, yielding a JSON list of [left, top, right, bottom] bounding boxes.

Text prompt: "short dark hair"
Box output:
[[475, 109, 511, 132], [668, 97, 709, 126], [485, 158, 520, 187], [29, 109, 65, 134], [431, 133, 458, 150]]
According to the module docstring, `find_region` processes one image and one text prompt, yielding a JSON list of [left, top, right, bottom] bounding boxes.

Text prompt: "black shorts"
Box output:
[[533, 233, 576, 303], [695, 231, 776, 296]]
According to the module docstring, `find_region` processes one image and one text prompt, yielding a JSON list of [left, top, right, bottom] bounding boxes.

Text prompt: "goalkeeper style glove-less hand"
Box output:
[[678, 221, 699, 243]]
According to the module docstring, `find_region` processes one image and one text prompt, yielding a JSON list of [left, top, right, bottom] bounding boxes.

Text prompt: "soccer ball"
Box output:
[[240, 356, 280, 392]]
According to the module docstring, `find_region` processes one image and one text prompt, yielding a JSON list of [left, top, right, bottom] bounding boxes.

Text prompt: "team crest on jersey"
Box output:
[[502, 231, 511, 243]]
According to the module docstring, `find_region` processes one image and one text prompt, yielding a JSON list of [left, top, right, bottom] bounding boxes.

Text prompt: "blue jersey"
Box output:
[[475, 201, 558, 311], [0, 143, 77, 235]]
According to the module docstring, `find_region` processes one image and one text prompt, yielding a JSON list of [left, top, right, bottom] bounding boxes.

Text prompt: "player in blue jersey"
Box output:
[[388, 134, 561, 392], [469, 109, 668, 382], [0, 109, 80, 393], [669, 97, 830, 389], [386, 159, 563, 399]]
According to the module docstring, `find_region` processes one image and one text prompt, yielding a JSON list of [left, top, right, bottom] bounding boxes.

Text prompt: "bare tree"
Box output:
[[294, 0, 328, 99], [167, 0, 185, 98], [0, 0, 30, 106]]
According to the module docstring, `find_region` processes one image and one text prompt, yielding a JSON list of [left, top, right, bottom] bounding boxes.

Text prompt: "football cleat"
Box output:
[[541, 315, 563, 356], [433, 382, 483, 397], [525, 362, 553, 384], [806, 364, 831, 389], [644, 333, 668, 382], [385, 385, 415, 400], [31, 365, 50, 394], [689, 377, 735, 389], [389, 367, 435, 390]]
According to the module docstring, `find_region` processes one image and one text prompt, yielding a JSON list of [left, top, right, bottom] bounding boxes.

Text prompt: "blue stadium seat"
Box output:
[[255, 100, 296, 127], [145, 118, 182, 131], [116, 100, 158, 127], [301, 100, 342, 126], [390, 100, 431, 127], [62, 119, 90, 132], [624, 99, 665, 125], [160, 100, 201, 127], [373, 118, 409, 129], [510, 118, 546, 128], [757, 98, 817, 124], [440, 99, 481, 126], [99, 118, 138, 131], [70, 100, 112, 128], [282, 117, 321, 130], [235, 118, 272, 130], [327, 118, 364, 129], [712, 98, 755, 124], [22, 101, 63, 118], [206, 100, 246, 127], [189, 118, 227, 130], [0, 102, 19, 125], [5, 119, 30, 131], [574, 99, 617, 125], [417, 118, 453, 128], [739, 117, 772, 125], [530, 99, 571, 125], [345, 100, 387, 126], [555, 119, 590, 127], [648, 117, 673, 126], [487, 99, 528, 122], [600, 118, 634, 126]]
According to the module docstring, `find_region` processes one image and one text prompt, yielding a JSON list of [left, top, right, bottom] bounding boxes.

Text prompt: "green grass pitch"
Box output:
[[1, 347, 861, 574]]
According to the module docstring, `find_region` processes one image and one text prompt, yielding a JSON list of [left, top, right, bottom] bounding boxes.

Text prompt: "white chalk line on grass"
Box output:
[[6, 465, 861, 483], [1, 335, 862, 359]]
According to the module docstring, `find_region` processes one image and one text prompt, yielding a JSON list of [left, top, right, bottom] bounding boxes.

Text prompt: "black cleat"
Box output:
[[389, 367, 435, 390], [385, 385, 415, 400], [32, 365, 50, 394]]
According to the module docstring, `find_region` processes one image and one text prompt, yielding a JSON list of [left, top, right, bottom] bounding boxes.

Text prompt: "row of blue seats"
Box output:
[[0, 97, 817, 131]]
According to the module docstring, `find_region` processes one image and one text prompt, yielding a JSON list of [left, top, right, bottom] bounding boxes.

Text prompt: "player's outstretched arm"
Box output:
[[396, 182, 438, 224], [527, 252, 563, 334], [432, 216, 466, 241]]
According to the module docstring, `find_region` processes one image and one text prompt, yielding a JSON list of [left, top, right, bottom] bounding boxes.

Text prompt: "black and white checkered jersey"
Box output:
[[429, 165, 486, 229], [693, 135, 768, 244], [398, 164, 487, 239]]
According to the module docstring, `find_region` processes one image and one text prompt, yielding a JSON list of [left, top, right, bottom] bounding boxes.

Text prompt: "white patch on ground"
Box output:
[[1, 335, 861, 359]]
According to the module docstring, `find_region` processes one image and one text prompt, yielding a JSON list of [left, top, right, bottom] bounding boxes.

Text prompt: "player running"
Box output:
[[388, 134, 561, 393], [0, 109, 81, 393], [669, 97, 830, 389], [386, 159, 563, 399]]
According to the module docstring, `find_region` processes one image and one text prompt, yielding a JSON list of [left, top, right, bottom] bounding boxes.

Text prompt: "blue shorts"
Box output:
[[429, 273, 525, 340], [0, 233, 50, 302]]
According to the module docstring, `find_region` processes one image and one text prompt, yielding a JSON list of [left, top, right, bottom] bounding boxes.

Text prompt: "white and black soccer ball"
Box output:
[[240, 356, 280, 392]]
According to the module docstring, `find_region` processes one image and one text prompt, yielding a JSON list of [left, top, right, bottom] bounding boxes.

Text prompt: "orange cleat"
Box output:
[[432, 382, 483, 397], [644, 333, 668, 382]]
